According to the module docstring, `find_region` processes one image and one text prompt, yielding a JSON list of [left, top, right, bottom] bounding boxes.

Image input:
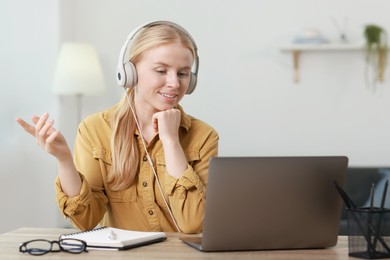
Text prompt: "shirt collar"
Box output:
[[176, 104, 191, 132]]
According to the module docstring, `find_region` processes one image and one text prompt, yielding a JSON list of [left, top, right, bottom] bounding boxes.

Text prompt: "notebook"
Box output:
[[180, 156, 349, 252], [60, 227, 166, 250]]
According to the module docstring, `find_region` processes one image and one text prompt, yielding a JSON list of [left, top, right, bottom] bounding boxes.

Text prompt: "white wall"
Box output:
[[2, 0, 390, 233], [1, 0, 60, 233]]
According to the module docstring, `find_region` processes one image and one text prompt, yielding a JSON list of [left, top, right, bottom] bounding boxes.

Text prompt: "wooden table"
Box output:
[[0, 227, 353, 259]]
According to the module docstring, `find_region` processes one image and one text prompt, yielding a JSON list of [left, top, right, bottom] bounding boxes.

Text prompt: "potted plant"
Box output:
[[364, 24, 388, 88]]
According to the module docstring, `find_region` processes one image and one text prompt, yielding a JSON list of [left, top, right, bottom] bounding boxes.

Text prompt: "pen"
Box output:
[[333, 181, 357, 209], [368, 183, 375, 255], [108, 230, 117, 240], [380, 180, 388, 209], [369, 183, 375, 210], [372, 180, 389, 251]]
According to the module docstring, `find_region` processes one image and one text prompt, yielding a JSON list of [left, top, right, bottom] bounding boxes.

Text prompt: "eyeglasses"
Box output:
[[19, 238, 88, 256]]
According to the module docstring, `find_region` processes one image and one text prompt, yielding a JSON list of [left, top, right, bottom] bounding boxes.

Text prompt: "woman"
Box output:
[[16, 21, 219, 234]]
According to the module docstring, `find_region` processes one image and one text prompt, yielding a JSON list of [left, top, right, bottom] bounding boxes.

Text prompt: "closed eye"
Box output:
[[178, 71, 190, 78], [155, 69, 167, 74]]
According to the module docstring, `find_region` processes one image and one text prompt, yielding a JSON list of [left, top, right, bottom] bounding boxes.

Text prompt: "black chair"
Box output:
[[339, 167, 390, 235]]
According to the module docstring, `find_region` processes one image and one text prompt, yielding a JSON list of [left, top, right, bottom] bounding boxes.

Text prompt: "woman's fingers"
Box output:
[[46, 129, 60, 144], [152, 114, 159, 132], [34, 113, 50, 143], [35, 113, 49, 133], [31, 115, 39, 124], [38, 118, 55, 143], [15, 118, 35, 136], [16, 113, 67, 158], [16, 113, 56, 145]]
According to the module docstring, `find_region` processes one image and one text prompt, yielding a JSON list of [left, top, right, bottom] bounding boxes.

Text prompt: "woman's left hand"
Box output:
[[152, 108, 181, 143], [152, 108, 187, 178]]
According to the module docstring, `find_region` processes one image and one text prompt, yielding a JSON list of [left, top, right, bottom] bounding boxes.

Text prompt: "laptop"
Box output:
[[180, 156, 349, 252]]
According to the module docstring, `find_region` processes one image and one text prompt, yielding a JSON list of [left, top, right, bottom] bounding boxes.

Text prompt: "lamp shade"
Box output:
[[53, 42, 106, 95]]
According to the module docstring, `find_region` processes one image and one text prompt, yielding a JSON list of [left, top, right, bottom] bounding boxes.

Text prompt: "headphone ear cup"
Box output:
[[186, 73, 197, 94], [124, 62, 137, 88]]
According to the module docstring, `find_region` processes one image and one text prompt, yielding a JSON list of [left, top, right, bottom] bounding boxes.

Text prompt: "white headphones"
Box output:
[[116, 21, 199, 94]]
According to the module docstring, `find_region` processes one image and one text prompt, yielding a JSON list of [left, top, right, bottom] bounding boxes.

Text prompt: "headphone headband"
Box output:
[[116, 21, 199, 94]]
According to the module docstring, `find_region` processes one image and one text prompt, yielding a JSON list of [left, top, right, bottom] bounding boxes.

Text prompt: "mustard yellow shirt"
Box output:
[[55, 104, 219, 233]]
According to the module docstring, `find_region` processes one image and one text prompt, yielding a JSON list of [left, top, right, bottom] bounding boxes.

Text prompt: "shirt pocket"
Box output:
[[92, 147, 137, 203], [106, 183, 138, 203], [92, 147, 112, 165]]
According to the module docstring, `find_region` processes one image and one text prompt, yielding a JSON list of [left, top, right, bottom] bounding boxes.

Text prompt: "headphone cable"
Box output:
[[124, 89, 181, 233]]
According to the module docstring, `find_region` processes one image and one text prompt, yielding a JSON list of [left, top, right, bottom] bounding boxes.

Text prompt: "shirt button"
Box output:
[[143, 157, 147, 162], [142, 182, 148, 187], [148, 210, 154, 215]]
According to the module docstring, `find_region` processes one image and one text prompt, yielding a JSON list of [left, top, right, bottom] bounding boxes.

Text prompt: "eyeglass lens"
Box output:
[[60, 238, 87, 253]]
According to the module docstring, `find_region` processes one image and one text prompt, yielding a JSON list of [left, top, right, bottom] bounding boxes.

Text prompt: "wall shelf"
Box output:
[[280, 43, 365, 83]]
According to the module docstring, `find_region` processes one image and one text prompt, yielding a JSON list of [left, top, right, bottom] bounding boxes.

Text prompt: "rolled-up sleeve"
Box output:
[[165, 130, 219, 233], [55, 115, 111, 231], [55, 174, 106, 216]]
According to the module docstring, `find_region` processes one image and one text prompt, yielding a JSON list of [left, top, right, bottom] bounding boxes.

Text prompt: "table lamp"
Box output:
[[52, 42, 106, 122]]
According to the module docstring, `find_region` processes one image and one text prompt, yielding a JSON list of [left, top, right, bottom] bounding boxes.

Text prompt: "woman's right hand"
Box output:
[[16, 113, 72, 162], [16, 113, 82, 196]]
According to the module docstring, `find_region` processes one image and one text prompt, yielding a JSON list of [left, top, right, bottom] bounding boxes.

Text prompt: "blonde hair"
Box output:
[[108, 23, 196, 191]]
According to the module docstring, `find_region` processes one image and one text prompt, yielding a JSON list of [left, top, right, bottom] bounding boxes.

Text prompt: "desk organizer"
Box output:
[[347, 207, 390, 259]]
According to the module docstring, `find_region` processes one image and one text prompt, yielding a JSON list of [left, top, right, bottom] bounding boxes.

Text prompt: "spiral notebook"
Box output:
[[60, 227, 167, 250]]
